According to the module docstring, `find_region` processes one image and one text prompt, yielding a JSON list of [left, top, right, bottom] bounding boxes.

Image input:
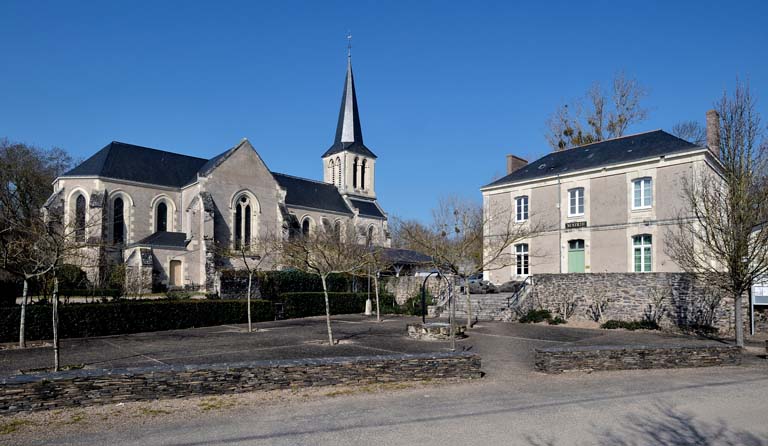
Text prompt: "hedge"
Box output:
[[0, 299, 274, 342], [221, 270, 354, 300], [281, 292, 371, 319]]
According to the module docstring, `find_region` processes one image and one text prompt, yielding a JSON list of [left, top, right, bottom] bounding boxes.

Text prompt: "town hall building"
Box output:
[[44, 54, 389, 293]]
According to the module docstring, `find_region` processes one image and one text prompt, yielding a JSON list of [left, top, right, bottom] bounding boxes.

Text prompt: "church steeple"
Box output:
[[322, 49, 376, 159], [322, 44, 377, 198], [335, 55, 364, 145]]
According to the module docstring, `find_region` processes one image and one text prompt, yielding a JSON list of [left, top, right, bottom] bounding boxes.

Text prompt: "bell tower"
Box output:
[[321, 43, 377, 198]]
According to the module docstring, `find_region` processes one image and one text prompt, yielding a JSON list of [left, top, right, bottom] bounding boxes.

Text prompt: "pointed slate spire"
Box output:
[[335, 56, 363, 144], [322, 52, 376, 159]]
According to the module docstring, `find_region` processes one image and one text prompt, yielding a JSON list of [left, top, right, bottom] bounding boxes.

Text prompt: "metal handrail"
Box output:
[[507, 275, 533, 309]]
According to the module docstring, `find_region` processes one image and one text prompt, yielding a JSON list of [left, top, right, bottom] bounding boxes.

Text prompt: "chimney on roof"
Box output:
[[706, 109, 720, 159], [506, 154, 528, 175]]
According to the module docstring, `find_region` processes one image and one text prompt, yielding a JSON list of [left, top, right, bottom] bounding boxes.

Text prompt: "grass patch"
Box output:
[[139, 408, 171, 416], [0, 419, 34, 435], [198, 397, 235, 412], [59, 413, 85, 425]]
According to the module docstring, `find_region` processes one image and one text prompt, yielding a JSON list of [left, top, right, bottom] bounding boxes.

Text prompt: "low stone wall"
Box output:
[[0, 352, 481, 414], [529, 273, 741, 335], [385, 276, 444, 305], [534, 344, 741, 374]]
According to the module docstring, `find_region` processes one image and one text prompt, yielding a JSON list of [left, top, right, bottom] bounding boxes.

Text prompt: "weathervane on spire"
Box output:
[[346, 31, 352, 58]]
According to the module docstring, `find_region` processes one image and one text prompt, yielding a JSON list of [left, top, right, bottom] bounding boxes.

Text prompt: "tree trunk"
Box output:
[[246, 272, 253, 333], [465, 277, 472, 328], [374, 275, 381, 322], [321, 275, 334, 345], [52, 277, 60, 372], [19, 278, 28, 348], [450, 283, 456, 352], [734, 292, 744, 348]]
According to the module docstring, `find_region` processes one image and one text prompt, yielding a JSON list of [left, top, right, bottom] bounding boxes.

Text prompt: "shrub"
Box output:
[[165, 290, 192, 300], [682, 323, 718, 335], [0, 299, 275, 342], [519, 309, 552, 323], [548, 316, 567, 325], [600, 320, 660, 331], [57, 265, 90, 290], [280, 292, 369, 319], [397, 291, 434, 316]]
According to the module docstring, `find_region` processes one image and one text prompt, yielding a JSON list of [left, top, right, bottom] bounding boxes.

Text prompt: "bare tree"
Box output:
[[363, 246, 394, 322], [280, 223, 371, 345], [671, 121, 707, 146], [546, 72, 648, 151], [397, 196, 541, 327], [667, 80, 767, 347], [218, 233, 278, 333]]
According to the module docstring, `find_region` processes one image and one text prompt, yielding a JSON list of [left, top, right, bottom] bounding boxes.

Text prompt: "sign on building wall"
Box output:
[[565, 221, 587, 229]]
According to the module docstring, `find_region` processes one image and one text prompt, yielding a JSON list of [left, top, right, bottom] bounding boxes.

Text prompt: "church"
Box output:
[[45, 54, 390, 293]]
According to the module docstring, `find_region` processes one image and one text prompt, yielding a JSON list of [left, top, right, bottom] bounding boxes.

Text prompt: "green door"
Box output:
[[568, 240, 585, 273]]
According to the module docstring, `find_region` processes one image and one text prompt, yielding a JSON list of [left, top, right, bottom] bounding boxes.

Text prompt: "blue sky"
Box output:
[[1, 1, 766, 222]]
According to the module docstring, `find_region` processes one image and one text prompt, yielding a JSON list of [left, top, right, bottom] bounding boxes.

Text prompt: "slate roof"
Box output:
[[272, 173, 353, 215], [133, 231, 188, 248], [63, 141, 208, 188], [62, 141, 371, 216], [349, 198, 385, 219], [322, 57, 377, 159], [482, 130, 702, 189], [380, 248, 432, 265]]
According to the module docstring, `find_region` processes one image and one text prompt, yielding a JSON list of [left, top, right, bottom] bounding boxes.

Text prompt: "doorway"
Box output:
[[169, 260, 182, 287], [568, 240, 585, 273]]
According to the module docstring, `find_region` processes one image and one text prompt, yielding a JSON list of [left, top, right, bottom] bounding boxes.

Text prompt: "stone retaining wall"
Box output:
[[384, 276, 444, 305], [534, 344, 741, 374], [529, 273, 741, 334], [0, 352, 481, 413]]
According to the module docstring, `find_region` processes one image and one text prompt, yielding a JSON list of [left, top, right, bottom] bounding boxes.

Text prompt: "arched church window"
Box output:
[[329, 159, 336, 185], [156, 202, 168, 232], [353, 157, 359, 189], [333, 221, 342, 242], [302, 218, 311, 237], [366, 225, 375, 246], [335, 157, 341, 186], [75, 194, 86, 242], [361, 159, 367, 190], [234, 195, 255, 250], [113, 197, 125, 245]]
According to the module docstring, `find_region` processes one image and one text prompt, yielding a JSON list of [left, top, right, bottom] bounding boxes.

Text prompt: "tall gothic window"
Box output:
[[235, 195, 253, 250], [333, 221, 342, 242], [361, 159, 367, 190], [113, 197, 125, 245], [74, 194, 86, 242], [353, 157, 359, 189], [335, 156, 341, 186], [366, 226, 374, 246], [301, 218, 311, 237], [329, 159, 336, 185], [156, 202, 168, 232]]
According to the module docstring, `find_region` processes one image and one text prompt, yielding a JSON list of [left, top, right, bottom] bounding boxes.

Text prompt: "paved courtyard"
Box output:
[[0, 314, 738, 378], [2, 316, 767, 446]]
